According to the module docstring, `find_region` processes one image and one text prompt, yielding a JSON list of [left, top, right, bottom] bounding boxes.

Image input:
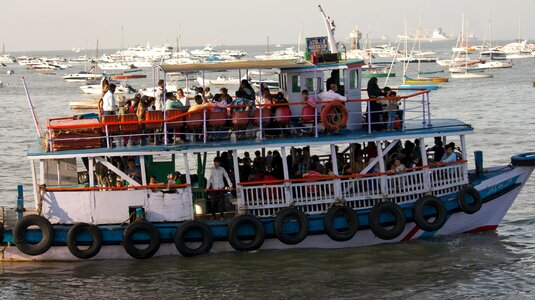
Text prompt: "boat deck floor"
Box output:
[[29, 119, 473, 157]]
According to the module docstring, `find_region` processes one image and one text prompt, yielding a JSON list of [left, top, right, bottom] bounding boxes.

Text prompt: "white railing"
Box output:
[[239, 161, 469, 217]]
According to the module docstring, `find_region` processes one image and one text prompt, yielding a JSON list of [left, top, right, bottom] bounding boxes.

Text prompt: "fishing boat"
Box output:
[[1, 6, 533, 262]]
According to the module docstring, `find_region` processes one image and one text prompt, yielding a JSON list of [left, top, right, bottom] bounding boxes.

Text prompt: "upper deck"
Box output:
[[33, 58, 472, 159]]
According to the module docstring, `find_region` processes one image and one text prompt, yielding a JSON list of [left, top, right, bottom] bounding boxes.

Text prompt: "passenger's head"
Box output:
[[255, 150, 261, 157], [235, 90, 244, 98], [127, 158, 136, 168], [445, 144, 454, 153], [213, 93, 222, 102], [310, 163, 317, 171], [343, 165, 352, 175], [205, 87, 210, 92], [194, 95, 203, 104], [213, 157, 221, 167], [301, 89, 309, 99], [177, 88, 184, 96], [393, 157, 401, 166], [158, 79, 164, 87], [329, 83, 338, 92], [109, 83, 116, 92], [240, 79, 250, 88], [244, 151, 250, 157], [220, 87, 228, 95], [102, 79, 109, 89], [149, 176, 157, 184], [312, 155, 320, 163]]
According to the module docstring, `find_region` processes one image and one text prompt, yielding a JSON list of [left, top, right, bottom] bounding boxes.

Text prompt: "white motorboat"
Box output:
[[62, 71, 106, 82], [0, 54, 17, 64], [502, 40, 534, 59], [98, 62, 136, 70]]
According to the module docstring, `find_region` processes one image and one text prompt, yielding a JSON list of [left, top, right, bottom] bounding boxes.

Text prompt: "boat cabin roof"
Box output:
[[159, 58, 365, 73]]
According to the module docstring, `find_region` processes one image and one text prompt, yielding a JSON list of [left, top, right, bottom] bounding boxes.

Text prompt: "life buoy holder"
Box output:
[[175, 220, 214, 257], [412, 195, 447, 232], [228, 215, 265, 251], [369, 202, 406, 240], [511, 152, 535, 167], [273, 207, 309, 245], [122, 221, 161, 259], [13, 215, 54, 256], [457, 186, 482, 214], [324, 205, 359, 241], [320, 102, 348, 131], [66, 223, 103, 259]]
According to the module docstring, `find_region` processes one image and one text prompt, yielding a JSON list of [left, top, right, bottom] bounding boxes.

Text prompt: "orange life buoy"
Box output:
[[320, 102, 348, 131]]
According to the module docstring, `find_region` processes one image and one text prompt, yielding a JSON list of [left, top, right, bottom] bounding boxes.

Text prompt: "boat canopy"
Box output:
[[159, 58, 365, 73]]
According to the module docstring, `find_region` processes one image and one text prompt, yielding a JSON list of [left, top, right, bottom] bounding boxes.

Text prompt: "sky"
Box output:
[[1, 0, 534, 52]]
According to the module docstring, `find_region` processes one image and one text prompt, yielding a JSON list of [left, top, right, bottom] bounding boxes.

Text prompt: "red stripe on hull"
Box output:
[[464, 225, 498, 234], [402, 225, 420, 241]]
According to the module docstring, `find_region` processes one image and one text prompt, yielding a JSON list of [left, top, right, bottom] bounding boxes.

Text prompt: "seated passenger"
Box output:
[[302, 89, 316, 108], [211, 94, 227, 113], [408, 156, 419, 169], [430, 137, 445, 163], [219, 87, 233, 105], [317, 83, 347, 102], [188, 95, 211, 112], [230, 90, 251, 113], [238, 79, 256, 101], [165, 95, 184, 111], [390, 157, 406, 174], [440, 144, 457, 163]]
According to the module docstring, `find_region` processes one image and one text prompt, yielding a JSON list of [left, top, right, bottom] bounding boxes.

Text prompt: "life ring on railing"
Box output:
[[320, 102, 348, 131], [457, 186, 482, 215], [122, 221, 161, 259], [66, 222, 103, 259], [174, 220, 213, 257], [273, 207, 309, 245], [13, 215, 54, 256], [511, 152, 535, 167], [0, 221, 4, 245], [324, 205, 359, 241], [412, 195, 447, 232], [228, 215, 265, 251], [369, 202, 406, 240]]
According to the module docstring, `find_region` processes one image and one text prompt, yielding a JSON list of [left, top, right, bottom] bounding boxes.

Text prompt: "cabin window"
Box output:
[[305, 77, 321, 92], [349, 69, 359, 89], [291, 75, 301, 92]]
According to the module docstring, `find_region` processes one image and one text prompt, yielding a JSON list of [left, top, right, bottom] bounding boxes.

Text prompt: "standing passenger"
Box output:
[[102, 83, 117, 115], [208, 157, 232, 220]]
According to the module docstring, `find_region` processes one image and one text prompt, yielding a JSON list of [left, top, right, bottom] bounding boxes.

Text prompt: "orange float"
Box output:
[[320, 102, 348, 131]]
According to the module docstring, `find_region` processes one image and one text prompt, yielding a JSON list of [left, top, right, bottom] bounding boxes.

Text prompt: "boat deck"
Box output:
[[29, 118, 473, 157]]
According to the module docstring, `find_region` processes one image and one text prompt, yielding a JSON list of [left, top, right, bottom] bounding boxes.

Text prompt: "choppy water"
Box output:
[[0, 43, 534, 299]]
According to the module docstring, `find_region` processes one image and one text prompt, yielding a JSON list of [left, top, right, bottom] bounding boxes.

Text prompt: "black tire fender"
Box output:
[[369, 202, 406, 240], [228, 215, 265, 251], [122, 221, 161, 259], [175, 220, 214, 257], [413, 195, 448, 232], [324, 205, 359, 242], [13, 215, 54, 256], [273, 207, 309, 245], [457, 186, 482, 214], [66, 222, 103, 259]]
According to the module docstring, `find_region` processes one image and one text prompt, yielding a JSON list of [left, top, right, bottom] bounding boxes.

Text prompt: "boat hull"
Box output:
[[1, 164, 532, 261]]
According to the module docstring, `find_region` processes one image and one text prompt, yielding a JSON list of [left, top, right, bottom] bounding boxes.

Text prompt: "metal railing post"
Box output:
[[203, 109, 207, 143], [259, 104, 263, 140], [402, 98, 406, 132], [105, 124, 110, 148], [421, 92, 426, 126], [367, 99, 372, 133], [314, 106, 319, 138]]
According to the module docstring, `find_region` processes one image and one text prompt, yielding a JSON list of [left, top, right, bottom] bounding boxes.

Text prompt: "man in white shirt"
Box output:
[[102, 83, 117, 115], [208, 157, 232, 220], [318, 83, 347, 102]]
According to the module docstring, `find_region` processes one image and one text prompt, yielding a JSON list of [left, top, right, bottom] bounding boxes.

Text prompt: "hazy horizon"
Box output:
[[2, 0, 534, 52]]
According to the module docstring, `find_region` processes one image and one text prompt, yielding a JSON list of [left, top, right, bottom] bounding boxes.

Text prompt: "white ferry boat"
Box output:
[[1, 8, 533, 261]]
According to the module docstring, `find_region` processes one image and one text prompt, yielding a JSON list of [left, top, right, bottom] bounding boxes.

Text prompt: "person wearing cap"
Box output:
[[102, 83, 117, 115]]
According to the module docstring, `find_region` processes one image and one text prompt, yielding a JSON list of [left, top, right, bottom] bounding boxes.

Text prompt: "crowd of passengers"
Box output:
[[96, 75, 403, 145]]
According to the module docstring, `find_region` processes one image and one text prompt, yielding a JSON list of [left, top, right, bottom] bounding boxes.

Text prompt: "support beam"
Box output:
[[30, 160, 39, 208], [140, 156, 147, 185], [95, 157, 141, 186], [361, 140, 399, 174], [88, 157, 95, 187]]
